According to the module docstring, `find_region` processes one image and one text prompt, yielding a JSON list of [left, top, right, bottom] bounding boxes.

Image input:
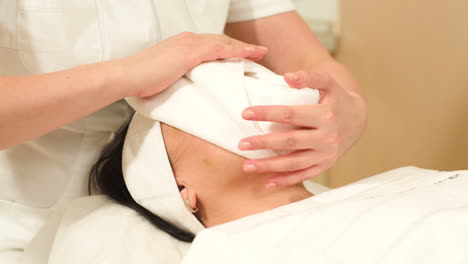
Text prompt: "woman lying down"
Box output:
[[22, 59, 468, 264]]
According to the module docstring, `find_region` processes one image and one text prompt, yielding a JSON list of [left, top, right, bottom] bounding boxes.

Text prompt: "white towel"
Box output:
[[123, 59, 319, 234], [127, 59, 319, 160], [182, 167, 468, 264]]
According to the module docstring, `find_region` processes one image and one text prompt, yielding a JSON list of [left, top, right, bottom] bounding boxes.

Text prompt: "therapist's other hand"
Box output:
[[120, 32, 267, 98], [239, 71, 367, 187]]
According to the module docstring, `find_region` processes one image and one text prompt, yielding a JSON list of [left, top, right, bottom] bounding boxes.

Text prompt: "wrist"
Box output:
[[106, 58, 137, 99]]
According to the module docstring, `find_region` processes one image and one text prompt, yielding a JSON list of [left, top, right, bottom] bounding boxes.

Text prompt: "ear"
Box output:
[[179, 186, 198, 211]]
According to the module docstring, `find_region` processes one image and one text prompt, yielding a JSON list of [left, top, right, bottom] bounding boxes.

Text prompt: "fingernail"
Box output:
[[258, 46, 268, 52], [239, 141, 253, 150], [242, 110, 255, 119], [286, 73, 300, 82], [284, 73, 299, 83], [266, 182, 277, 188], [244, 46, 256, 51], [243, 164, 257, 173]]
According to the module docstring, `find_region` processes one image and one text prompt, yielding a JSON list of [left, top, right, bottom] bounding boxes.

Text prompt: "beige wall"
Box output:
[[328, 0, 468, 187]]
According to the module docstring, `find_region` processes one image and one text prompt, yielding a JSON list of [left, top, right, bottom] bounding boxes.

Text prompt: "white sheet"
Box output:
[[22, 167, 468, 264], [303, 180, 331, 194], [182, 167, 468, 264], [22, 196, 192, 264]]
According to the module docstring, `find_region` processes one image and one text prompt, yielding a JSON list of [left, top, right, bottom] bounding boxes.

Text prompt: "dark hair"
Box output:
[[88, 119, 195, 242]]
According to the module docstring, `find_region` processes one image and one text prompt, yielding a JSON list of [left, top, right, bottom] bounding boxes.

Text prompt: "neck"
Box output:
[[197, 176, 313, 227]]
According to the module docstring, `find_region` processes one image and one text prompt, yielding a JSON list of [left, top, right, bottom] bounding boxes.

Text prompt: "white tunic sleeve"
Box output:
[[227, 0, 295, 23]]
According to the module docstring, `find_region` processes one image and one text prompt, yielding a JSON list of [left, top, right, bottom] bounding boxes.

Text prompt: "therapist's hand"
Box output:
[[120, 32, 268, 98], [239, 71, 367, 187]]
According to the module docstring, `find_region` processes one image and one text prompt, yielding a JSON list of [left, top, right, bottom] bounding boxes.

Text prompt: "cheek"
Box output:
[[184, 155, 240, 189], [178, 140, 247, 189], [201, 156, 244, 187], [201, 157, 220, 171]]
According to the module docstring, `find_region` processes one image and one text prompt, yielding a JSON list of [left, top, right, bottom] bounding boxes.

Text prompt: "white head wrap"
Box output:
[[123, 59, 320, 234]]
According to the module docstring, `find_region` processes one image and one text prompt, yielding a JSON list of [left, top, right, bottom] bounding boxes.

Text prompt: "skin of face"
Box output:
[[161, 123, 312, 227]]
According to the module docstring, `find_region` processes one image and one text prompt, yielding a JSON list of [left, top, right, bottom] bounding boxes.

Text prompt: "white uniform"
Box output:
[[0, 0, 295, 263]]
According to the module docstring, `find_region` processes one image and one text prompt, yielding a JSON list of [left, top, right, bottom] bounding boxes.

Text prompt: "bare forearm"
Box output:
[[0, 60, 125, 149], [0, 32, 268, 150]]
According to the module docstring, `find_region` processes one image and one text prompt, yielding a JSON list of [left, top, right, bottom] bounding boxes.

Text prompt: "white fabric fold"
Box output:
[[123, 59, 319, 234], [123, 115, 205, 234], [22, 167, 468, 264], [182, 167, 468, 264], [22, 196, 192, 264], [127, 59, 319, 159]]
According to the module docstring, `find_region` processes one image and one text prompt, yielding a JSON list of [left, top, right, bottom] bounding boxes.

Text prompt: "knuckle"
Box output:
[[284, 136, 297, 149], [224, 37, 234, 46], [326, 133, 340, 145], [287, 159, 300, 171], [212, 43, 224, 54], [282, 107, 296, 123], [251, 137, 265, 149], [321, 111, 336, 123], [256, 161, 268, 172]]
